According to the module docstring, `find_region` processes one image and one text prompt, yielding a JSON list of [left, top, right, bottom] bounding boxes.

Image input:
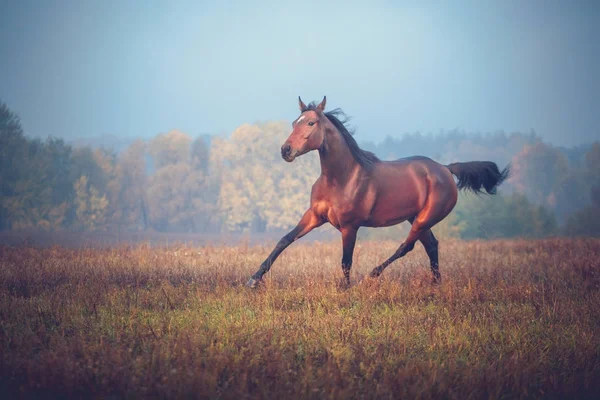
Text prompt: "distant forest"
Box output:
[[1, 101, 599, 239]]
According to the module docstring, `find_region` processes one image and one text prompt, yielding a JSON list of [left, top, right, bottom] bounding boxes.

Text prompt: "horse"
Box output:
[[246, 96, 510, 288]]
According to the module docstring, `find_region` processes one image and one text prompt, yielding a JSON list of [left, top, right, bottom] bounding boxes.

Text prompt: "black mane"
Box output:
[[302, 103, 380, 172]]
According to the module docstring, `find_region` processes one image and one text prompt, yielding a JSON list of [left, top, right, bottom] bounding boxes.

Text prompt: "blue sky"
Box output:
[[1, 0, 599, 146]]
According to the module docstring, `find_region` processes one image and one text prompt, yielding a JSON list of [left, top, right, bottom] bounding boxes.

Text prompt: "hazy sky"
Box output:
[[1, 0, 599, 146]]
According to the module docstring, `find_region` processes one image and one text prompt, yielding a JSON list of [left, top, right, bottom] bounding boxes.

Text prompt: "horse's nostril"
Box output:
[[281, 144, 291, 156]]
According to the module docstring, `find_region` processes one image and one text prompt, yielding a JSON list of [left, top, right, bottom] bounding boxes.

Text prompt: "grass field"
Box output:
[[1, 238, 599, 399]]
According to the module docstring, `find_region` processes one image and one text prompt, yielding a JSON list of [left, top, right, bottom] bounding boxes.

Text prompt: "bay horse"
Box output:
[[246, 96, 510, 288]]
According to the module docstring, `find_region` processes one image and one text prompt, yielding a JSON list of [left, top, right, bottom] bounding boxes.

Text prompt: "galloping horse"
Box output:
[[246, 96, 510, 288]]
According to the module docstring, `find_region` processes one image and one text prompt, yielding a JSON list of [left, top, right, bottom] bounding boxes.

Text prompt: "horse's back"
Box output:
[[378, 156, 449, 178], [389, 155, 432, 163]]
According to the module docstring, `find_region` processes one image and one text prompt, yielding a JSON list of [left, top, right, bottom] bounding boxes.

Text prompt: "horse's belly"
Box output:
[[363, 191, 422, 227], [363, 208, 416, 227]]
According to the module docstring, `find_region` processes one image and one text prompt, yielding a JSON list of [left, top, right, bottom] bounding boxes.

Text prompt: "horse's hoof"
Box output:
[[337, 278, 351, 290], [368, 269, 381, 278], [246, 278, 261, 289]]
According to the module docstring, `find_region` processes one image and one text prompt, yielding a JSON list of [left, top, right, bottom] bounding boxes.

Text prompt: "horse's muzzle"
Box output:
[[281, 144, 295, 162]]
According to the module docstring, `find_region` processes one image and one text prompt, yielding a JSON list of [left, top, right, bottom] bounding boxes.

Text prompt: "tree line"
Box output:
[[1, 101, 599, 239]]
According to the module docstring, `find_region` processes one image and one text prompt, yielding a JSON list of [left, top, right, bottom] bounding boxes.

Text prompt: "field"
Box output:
[[1, 238, 599, 399]]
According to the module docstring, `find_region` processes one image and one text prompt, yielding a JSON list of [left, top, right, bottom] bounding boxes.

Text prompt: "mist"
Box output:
[[1, 1, 600, 245], [1, 0, 598, 146]]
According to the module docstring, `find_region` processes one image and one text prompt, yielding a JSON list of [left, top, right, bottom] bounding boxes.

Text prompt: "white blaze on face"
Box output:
[[295, 115, 306, 124]]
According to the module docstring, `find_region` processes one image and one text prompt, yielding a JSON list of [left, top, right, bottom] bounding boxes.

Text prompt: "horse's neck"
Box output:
[[318, 127, 361, 185]]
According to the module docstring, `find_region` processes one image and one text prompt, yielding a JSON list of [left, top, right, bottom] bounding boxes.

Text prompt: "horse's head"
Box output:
[[281, 96, 327, 162]]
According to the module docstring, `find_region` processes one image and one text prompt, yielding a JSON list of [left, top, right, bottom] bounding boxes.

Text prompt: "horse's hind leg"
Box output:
[[418, 229, 441, 283], [369, 225, 423, 278], [408, 216, 441, 282], [369, 196, 447, 279]]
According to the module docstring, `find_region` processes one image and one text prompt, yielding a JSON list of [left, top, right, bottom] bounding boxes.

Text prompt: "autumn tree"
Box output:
[[148, 129, 191, 169], [565, 142, 600, 236], [0, 101, 27, 229], [67, 147, 110, 230], [510, 141, 570, 208], [2, 137, 76, 229], [211, 121, 320, 232], [586, 142, 600, 193], [146, 131, 215, 232], [73, 175, 109, 230], [108, 140, 149, 231]]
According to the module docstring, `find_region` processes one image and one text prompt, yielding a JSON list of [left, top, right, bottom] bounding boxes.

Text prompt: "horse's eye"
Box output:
[[308, 121, 315, 126]]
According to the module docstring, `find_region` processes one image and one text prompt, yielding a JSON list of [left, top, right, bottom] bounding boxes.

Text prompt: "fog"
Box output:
[[1, 0, 599, 146], [2, 1, 600, 244]]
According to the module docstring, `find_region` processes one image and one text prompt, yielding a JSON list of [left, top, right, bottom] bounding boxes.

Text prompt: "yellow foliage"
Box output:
[[74, 175, 109, 230], [211, 121, 320, 232]]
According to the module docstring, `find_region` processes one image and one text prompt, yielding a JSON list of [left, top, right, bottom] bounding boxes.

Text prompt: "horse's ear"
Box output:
[[298, 96, 307, 112], [316, 96, 327, 112]]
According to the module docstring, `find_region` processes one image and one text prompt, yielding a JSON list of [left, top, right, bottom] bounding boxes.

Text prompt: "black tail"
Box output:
[[446, 161, 511, 195]]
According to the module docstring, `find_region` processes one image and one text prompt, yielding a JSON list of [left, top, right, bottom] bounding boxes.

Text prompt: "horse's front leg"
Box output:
[[340, 227, 358, 287], [246, 209, 323, 288]]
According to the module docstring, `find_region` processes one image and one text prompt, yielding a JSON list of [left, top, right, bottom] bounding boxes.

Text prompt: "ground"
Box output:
[[0, 238, 599, 399]]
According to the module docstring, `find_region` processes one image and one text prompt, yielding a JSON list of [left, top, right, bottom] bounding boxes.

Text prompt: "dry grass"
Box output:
[[0, 239, 599, 399]]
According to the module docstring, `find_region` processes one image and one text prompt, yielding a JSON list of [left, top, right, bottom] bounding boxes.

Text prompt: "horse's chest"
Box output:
[[320, 195, 370, 229], [312, 179, 375, 229]]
